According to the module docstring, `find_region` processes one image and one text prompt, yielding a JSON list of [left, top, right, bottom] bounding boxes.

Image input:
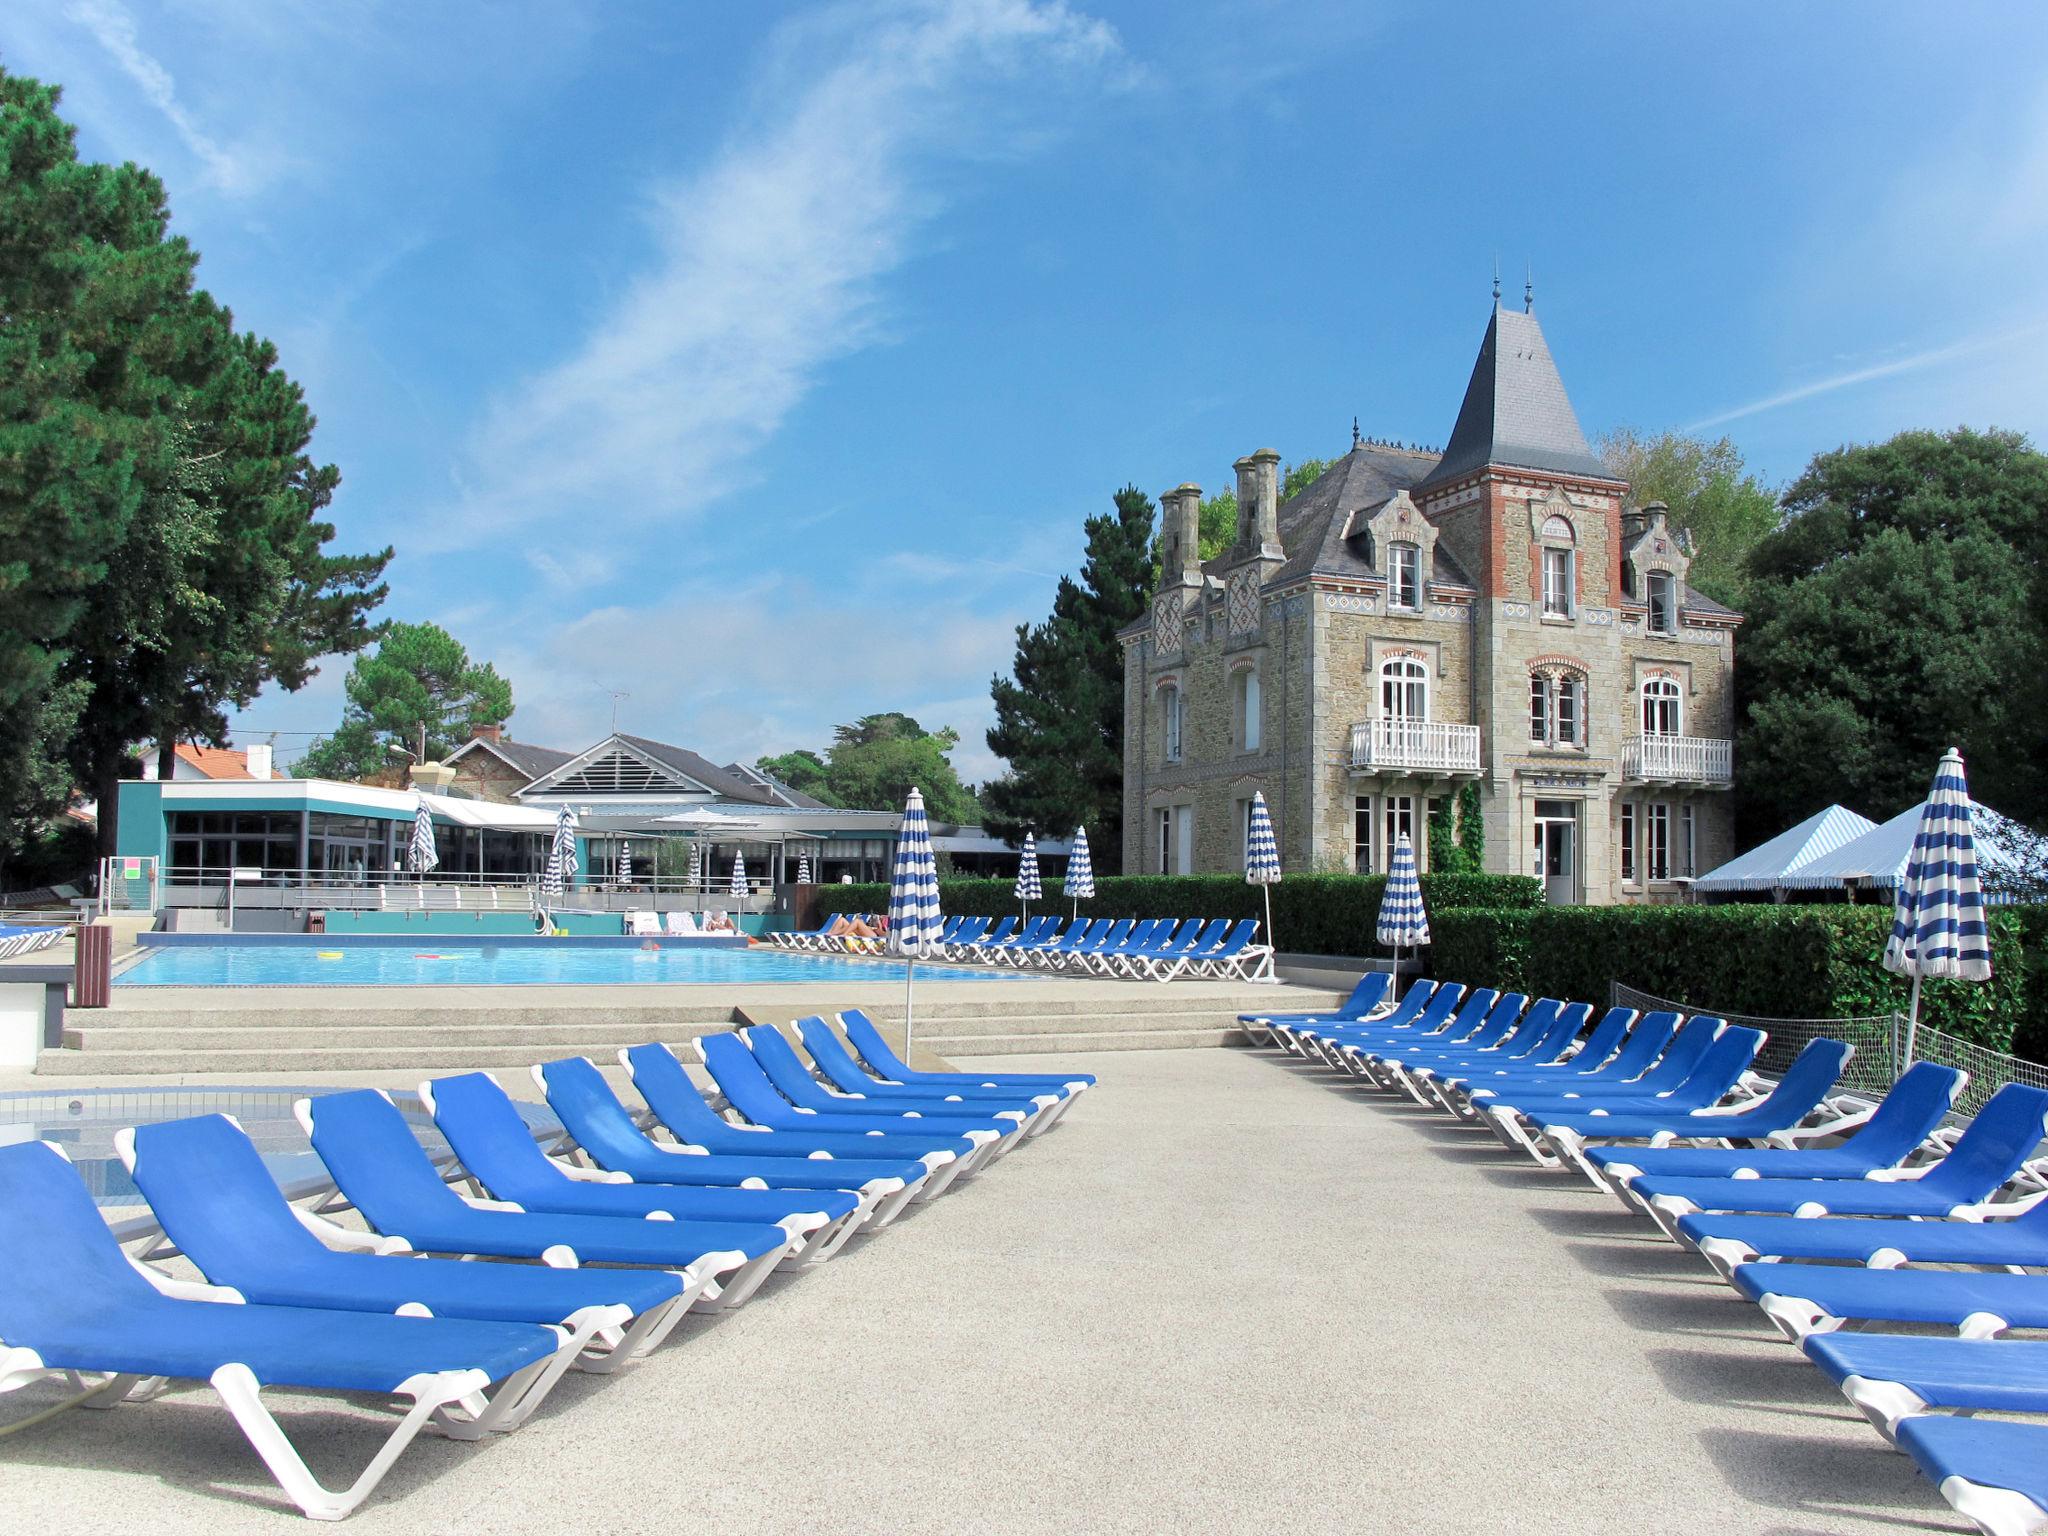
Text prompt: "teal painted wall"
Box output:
[[115, 783, 168, 864], [322, 911, 625, 936]]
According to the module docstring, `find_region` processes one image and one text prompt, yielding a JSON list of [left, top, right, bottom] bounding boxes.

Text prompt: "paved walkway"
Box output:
[[0, 1048, 1949, 1534]]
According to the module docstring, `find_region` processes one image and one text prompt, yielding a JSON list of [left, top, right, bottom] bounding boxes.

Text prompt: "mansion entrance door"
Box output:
[[1532, 799, 1579, 905]]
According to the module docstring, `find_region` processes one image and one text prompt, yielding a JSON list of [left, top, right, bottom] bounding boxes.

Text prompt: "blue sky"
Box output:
[[9, 1, 2046, 782]]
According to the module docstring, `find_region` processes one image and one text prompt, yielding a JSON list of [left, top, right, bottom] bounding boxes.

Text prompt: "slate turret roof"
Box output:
[[1416, 305, 1617, 491]]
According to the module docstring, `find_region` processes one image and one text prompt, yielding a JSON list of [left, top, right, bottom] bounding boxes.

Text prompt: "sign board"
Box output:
[[231, 867, 264, 883]]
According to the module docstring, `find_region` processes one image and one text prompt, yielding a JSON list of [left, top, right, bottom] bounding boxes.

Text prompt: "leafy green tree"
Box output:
[[297, 622, 512, 781], [753, 749, 842, 807], [1735, 428, 2048, 838], [0, 67, 388, 857], [820, 713, 981, 824], [1597, 428, 1779, 606], [984, 486, 1156, 866]]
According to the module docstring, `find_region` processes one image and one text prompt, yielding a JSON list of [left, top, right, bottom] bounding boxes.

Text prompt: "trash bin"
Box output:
[[73, 921, 111, 1009]]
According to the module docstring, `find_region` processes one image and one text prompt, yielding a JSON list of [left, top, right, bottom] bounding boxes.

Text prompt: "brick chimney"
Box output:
[[1161, 483, 1203, 587], [471, 722, 504, 745]]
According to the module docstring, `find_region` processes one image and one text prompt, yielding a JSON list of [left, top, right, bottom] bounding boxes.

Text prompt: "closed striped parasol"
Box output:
[[729, 850, 747, 900], [1884, 748, 1992, 1066], [540, 806, 578, 902], [797, 853, 813, 885], [616, 841, 632, 886], [1244, 791, 1280, 954], [407, 797, 439, 875], [1377, 833, 1429, 978], [888, 788, 944, 1056], [1015, 832, 1042, 921], [1065, 827, 1095, 919]]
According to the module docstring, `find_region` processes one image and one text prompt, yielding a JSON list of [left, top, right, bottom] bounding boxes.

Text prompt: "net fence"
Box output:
[[1610, 981, 2048, 1116]]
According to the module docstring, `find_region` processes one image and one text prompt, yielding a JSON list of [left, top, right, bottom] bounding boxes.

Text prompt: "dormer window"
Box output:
[[1648, 571, 1678, 634], [1388, 543, 1420, 610]]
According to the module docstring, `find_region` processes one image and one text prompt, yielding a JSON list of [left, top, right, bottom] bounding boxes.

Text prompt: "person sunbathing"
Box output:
[[700, 911, 738, 934], [825, 915, 879, 940]]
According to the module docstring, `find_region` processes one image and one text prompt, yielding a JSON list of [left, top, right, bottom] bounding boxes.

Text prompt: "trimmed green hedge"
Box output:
[[1431, 904, 2034, 1053], [811, 872, 1542, 959], [2015, 904, 2048, 1063]]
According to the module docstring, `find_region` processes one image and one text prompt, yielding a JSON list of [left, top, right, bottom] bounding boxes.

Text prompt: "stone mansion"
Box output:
[[1118, 299, 1740, 904]]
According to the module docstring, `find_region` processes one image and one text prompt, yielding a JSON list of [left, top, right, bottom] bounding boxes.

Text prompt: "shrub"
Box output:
[[811, 871, 1542, 955], [1429, 904, 2031, 1053], [2008, 904, 2048, 1062]]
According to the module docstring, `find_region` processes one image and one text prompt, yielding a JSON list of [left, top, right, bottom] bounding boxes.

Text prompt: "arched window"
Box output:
[[1380, 657, 1428, 720], [1641, 676, 1682, 737], [1529, 669, 1586, 747], [1162, 683, 1183, 762]]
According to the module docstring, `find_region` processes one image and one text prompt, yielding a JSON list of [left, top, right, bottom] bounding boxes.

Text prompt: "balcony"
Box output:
[[1623, 733, 1734, 786], [1349, 718, 1483, 776]]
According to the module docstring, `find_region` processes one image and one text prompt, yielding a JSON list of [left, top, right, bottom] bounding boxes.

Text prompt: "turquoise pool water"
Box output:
[[120, 941, 1021, 988]]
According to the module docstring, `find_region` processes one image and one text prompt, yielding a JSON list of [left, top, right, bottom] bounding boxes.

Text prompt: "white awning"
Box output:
[[418, 794, 561, 831]]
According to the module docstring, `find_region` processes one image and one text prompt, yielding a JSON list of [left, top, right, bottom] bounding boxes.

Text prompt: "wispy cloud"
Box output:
[[64, 0, 272, 194], [1684, 316, 2048, 433], [430, 0, 1124, 561]]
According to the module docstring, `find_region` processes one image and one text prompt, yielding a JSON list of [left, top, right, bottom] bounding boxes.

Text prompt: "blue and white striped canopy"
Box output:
[[407, 797, 439, 875], [1015, 832, 1042, 903], [888, 787, 943, 959], [616, 841, 632, 886], [1377, 834, 1430, 948], [797, 853, 813, 885], [729, 850, 747, 899], [1885, 748, 1992, 985], [1065, 827, 1096, 900], [1244, 792, 1281, 886], [540, 805, 578, 900]]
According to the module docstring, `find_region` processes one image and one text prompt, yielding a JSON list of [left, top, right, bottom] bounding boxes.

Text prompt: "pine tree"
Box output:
[[983, 486, 1155, 869]]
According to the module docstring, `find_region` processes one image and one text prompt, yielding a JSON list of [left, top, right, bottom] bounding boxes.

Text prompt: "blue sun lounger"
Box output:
[[1535, 1036, 1854, 1190], [527, 1056, 926, 1233], [1657, 1081, 2048, 1246], [420, 1072, 865, 1264], [1479, 1016, 1730, 1160], [1280, 978, 1436, 1053], [1046, 918, 1132, 972], [1302, 984, 1477, 1074], [0, 1139, 568, 1521], [1730, 1260, 2048, 1343], [793, 1015, 1078, 1135], [297, 1089, 792, 1312], [117, 1114, 688, 1375], [838, 1008, 1097, 1093], [1395, 1000, 1594, 1104], [1895, 1414, 2048, 1536], [1585, 1061, 1966, 1202], [1461, 1010, 1682, 1108], [621, 1039, 978, 1191], [693, 1032, 1016, 1161], [944, 915, 1014, 960], [1351, 991, 1533, 1090], [742, 1023, 1048, 1133], [1239, 969, 1394, 1046], [1424, 1005, 1637, 1114], [1803, 1333, 2048, 1440]]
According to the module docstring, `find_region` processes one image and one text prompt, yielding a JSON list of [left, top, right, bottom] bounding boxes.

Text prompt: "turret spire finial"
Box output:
[[1525, 260, 1533, 313], [1491, 254, 1501, 304], [1352, 416, 1362, 449]]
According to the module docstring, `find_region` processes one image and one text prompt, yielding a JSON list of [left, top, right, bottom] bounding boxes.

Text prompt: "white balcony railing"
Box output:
[[1623, 734, 1733, 784], [1349, 718, 1483, 775]]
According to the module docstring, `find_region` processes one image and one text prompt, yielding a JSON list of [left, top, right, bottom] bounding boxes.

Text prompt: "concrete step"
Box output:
[[923, 1027, 1247, 1055], [35, 1042, 674, 1076], [88, 1005, 743, 1030]]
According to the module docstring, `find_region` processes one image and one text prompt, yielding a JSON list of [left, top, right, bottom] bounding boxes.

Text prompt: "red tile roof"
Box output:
[[175, 745, 256, 780]]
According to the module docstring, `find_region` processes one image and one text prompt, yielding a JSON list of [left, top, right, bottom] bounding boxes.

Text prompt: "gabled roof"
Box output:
[[1417, 305, 1617, 491], [517, 734, 742, 801], [722, 761, 831, 810]]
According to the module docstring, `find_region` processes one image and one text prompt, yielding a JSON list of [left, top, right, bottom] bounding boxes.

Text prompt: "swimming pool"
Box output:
[[120, 939, 1025, 988]]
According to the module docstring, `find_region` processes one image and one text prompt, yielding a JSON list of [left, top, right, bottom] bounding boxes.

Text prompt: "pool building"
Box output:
[[112, 728, 1064, 933]]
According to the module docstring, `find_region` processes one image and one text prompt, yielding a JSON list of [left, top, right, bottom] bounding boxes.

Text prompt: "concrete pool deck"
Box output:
[[0, 1047, 1942, 1534]]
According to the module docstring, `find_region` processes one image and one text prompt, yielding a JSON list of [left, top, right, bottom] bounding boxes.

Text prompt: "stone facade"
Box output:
[[1120, 301, 1741, 905]]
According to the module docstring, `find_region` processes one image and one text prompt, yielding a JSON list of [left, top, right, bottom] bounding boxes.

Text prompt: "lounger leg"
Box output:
[[587, 1293, 691, 1365], [1694, 1236, 1761, 1280], [211, 1363, 490, 1522], [913, 1154, 967, 1201], [1838, 1372, 1928, 1441], [866, 1175, 921, 1227], [696, 1243, 787, 1313], [1754, 1292, 1840, 1344], [1933, 1472, 2048, 1536]]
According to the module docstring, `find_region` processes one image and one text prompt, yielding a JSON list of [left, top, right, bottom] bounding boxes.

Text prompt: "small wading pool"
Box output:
[[120, 939, 1029, 988], [0, 1086, 556, 1209]]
